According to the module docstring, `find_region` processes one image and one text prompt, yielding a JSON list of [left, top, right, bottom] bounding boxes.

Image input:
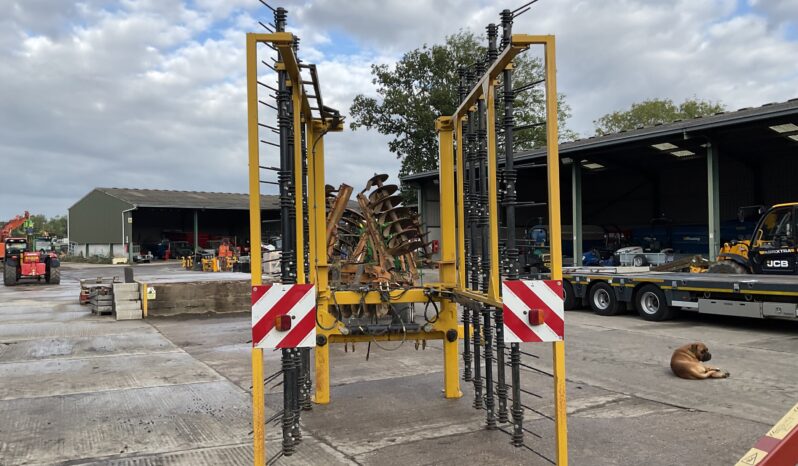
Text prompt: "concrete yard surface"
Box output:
[[1, 262, 797, 465]]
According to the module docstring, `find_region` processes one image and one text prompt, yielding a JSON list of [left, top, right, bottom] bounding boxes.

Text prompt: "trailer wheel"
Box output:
[[3, 262, 17, 286], [635, 284, 672, 321], [563, 280, 575, 311], [588, 282, 623, 316], [632, 255, 647, 267], [46, 265, 61, 285]]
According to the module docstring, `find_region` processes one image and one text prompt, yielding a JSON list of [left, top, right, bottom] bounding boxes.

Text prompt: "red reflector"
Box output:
[[275, 315, 292, 332], [528, 309, 545, 326]]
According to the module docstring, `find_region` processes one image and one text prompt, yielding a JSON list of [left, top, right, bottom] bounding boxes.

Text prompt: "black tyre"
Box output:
[[4, 262, 17, 286], [47, 265, 61, 285], [588, 282, 623, 316], [632, 255, 647, 267], [707, 260, 748, 274], [563, 280, 575, 311], [634, 284, 672, 321]]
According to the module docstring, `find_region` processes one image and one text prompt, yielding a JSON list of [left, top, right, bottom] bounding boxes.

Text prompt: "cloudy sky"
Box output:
[[1, 0, 797, 220]]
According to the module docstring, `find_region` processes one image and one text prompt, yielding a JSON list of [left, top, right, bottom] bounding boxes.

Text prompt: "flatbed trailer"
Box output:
[[556, 266, 798, 322]]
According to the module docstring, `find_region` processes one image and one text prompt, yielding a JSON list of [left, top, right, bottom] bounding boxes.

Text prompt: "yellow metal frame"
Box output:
[[444, 34, 568, 465], [245, 31, 462, 464], [247, 31, 321, 466], [247, 31, 566, 465], [246, 32, 265, 466]]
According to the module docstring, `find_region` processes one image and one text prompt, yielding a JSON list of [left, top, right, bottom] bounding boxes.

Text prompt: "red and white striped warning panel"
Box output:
[[502, 280, 564, 343], [735, 402, 798, 466], [251, 284, 317, 349]]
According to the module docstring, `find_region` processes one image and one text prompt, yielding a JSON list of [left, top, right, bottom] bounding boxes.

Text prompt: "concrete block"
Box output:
[[114, 308, 142, 320], [113, 291, 140, 301], [145, 280, 250, 316], [114, 301, 141, 312], [262, 251, 281, 274], [113, 283, 140, 292], [115, 309, 142, 320]]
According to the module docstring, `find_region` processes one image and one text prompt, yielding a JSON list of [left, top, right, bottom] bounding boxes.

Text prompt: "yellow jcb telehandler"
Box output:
[[708, 203, 798, 275]]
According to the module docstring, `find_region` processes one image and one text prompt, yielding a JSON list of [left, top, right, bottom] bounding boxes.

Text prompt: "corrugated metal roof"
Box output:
[[402, 97, 798, 182], [95, 188, 280, 210], [526, 96, 798, 155]]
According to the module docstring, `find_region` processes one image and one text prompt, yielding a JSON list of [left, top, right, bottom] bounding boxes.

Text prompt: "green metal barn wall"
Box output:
[[68, 190, 133, 244]]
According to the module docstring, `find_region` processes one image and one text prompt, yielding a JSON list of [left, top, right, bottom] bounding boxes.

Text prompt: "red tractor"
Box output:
[[3, 237, 61, 286]]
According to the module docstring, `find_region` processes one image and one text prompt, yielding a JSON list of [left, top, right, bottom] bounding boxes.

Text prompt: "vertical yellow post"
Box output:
[[436, 117, 463, 399], [455, 118, 466, 287], [293, 84, 305, 284], [246, 33, 266, 466], [313, 300, 331, 404], [140, 281, 148, 318], [485, 83, 500, 301], [544, 36, 568, 466], [251, 347, 265, 463], [310, 120, 331, 405]]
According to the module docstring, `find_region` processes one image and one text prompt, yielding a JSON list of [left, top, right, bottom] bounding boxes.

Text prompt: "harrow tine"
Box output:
[[264, 369, 283, 384], [266, 451, 284, 466], [266, 409, 284, 424]]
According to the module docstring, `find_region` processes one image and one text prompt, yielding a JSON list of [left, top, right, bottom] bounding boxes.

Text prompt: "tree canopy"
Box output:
[[593, 98, 726, 136], [349, 31, 576, 177]]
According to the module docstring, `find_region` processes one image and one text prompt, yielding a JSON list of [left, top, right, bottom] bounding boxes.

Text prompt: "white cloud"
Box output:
[[0, 0, 797, 220], [750, 0, 798, 23], [511, 0, 798, 134]]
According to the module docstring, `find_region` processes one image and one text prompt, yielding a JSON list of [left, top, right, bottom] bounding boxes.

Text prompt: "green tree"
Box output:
[[350, 31, 576, 177], [41, 215, 67, 238], [593, 98, 725, 135]]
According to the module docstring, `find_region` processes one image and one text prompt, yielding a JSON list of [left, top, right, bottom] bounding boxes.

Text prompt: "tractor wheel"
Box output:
[[47, 265, 61, 285], [4, 263, 18, 286], [707, 260, 748, 274]]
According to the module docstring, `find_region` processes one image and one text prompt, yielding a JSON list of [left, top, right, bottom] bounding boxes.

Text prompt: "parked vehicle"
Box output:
[[709, 203, 798, 275], [3, 237, 60, 286], [170, 241, 195, 258], [615, 246, 674, 267], [132, 245, 153, 263], [555, 265, 798, 322]]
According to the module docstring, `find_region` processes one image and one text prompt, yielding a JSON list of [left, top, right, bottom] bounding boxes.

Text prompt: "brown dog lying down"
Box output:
[[670, 342, 730, 379]]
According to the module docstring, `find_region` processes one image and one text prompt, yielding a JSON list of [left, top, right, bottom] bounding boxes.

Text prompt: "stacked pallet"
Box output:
[[113, 283, 142, 320], [89, 286, 114, 315]]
